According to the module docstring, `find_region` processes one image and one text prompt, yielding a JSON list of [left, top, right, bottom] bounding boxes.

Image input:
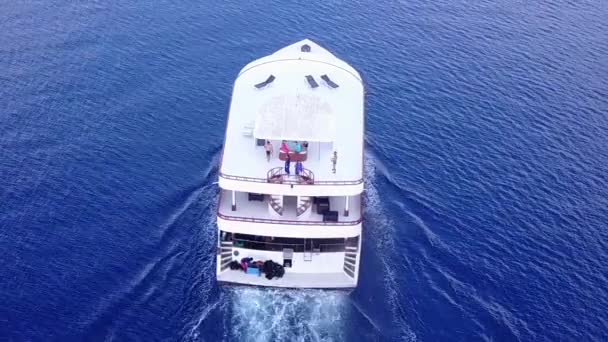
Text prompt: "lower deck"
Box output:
[[216, 231, 362, 289], [217, 270, 355, 289]]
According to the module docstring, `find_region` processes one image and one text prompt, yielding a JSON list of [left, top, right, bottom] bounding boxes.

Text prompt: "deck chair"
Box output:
[[305, 75, 319, 88], [321, 74, 339, 88], [254, 75, 275, 89]]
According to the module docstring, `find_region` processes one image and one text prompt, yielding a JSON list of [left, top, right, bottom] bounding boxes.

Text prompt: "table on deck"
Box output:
[[279, 151, 308, 162]]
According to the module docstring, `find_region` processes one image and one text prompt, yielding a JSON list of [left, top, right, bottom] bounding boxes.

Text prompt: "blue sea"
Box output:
[[1, 1, 607, 341]]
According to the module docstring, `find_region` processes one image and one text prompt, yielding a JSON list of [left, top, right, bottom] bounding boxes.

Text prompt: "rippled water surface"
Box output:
[[1, 1, 607, 341]]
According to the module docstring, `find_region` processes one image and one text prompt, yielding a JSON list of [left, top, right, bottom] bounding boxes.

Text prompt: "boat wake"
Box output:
[[223, 287, 349, 342], [184, 150, 416, 341], [358, 153, 417, 341]]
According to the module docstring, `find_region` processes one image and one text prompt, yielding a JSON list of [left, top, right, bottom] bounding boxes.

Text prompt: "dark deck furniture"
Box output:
[[323, 210, 339, 222], [254, 75, 276, 89], [248, 193, 265, 201], [321, 74, 339, 88], [314, 197, 329, 204], [317, 197, 330, 215], [305, 75, 319, 88]]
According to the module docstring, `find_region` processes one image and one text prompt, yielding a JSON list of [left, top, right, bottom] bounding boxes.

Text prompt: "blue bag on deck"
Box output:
[[246, 266, 260, 275]]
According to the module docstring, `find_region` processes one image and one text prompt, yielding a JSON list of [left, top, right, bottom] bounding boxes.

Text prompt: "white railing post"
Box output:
[[344, 195, 349, 217], [231, 190, 236, 211]]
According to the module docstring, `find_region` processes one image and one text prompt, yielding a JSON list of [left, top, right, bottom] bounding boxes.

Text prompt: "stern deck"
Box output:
[[217, 270, 356, 289]]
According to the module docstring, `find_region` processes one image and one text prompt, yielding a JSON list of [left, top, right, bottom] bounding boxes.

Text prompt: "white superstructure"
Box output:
[[216, 39, 364, 288]]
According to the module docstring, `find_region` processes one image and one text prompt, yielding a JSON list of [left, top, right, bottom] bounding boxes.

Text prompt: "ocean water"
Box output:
[[1, 1, 607, 341]]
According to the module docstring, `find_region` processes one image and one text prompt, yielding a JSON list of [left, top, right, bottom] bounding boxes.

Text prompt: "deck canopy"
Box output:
[[253, 93, 336, 142]]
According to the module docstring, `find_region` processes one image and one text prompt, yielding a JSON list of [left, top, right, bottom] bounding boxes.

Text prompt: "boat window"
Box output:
[[220, 231, 233, 241]]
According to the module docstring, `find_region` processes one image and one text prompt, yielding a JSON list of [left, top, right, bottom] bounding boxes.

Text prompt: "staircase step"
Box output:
[[343, 262, 356, 272], [344, 261, 356, 269], [344, 258, 356, 266]]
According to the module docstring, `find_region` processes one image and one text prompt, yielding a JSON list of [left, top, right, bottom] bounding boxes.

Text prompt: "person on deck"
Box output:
[[295, 161, 303, 175], [284, 155, 291, 175], [264, 140, 273, 162], [280, 140, 289, 153], [294, 141, 302, 153], [331, 151, 338, 174]]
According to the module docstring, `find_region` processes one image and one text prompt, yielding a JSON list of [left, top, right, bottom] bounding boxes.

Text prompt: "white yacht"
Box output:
[[216, 39, 364, 288]]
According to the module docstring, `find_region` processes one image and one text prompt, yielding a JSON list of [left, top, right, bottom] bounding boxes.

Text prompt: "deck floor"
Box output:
[[219, 190, 361, 222], [217, 269, 356, 289], [220, 41, 364, 184]]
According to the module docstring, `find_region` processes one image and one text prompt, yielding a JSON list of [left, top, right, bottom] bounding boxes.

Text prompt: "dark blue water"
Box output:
[[2, 1, 607, 341]]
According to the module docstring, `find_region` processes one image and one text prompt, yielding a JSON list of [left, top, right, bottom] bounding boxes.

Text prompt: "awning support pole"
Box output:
[[318, 142, 321, 162]]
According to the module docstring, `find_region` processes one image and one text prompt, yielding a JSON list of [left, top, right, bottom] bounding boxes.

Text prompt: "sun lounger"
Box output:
[[321, 74, 339, 88], [254, 75, 276, 89], [305, 75, 319, 88]]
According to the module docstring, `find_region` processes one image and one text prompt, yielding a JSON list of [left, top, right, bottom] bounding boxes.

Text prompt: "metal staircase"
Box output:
[[296, 196, 312, 217], [343, 245, 358, 278], [269, 194, 284, 215], [219, 241, 234, 271]]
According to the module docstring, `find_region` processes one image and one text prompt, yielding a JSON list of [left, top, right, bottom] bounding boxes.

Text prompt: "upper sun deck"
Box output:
[[219, 40, 364, 195]]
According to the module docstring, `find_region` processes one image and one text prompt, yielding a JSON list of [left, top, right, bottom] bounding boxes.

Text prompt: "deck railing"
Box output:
[[267, 167, 314, 185], [231, 238, 347, 253], [217, 211, 362, 226], [219, 171, 363, 185], [216, 191, 362, 226]]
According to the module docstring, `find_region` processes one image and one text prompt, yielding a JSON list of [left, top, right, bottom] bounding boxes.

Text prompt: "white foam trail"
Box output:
[[188, 293, 223, 340], [362, 154, 417, 341], [225, 287, 349, 342], [184, 179, 222, 342]]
